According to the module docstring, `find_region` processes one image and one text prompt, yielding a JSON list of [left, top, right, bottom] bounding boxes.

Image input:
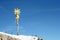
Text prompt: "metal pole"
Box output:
[[14, 8, 20, 35], [16, 19, 19, 35]]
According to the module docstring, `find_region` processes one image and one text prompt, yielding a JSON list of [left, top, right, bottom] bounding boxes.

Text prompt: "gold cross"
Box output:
[[14, 8, 20, 15]]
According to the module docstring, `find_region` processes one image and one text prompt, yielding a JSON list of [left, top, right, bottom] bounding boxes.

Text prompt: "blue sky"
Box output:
[[0, 0, 60, 40]]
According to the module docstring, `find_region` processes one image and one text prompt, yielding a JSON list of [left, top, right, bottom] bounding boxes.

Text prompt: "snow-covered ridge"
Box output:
[[0, 32, 42, 40]]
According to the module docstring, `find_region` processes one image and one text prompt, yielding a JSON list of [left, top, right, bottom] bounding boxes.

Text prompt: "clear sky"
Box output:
[[0, 0, 60, 40]]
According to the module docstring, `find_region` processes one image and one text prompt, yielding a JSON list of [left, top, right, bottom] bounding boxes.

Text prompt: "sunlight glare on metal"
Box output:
[[14, 8, 20, 15]]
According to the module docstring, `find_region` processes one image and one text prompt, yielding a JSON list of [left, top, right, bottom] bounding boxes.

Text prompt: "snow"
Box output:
[[0, 32, 39, 40]]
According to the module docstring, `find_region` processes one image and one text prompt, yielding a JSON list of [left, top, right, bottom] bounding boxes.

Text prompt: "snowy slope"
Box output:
[[0, 32, 42, 40]]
